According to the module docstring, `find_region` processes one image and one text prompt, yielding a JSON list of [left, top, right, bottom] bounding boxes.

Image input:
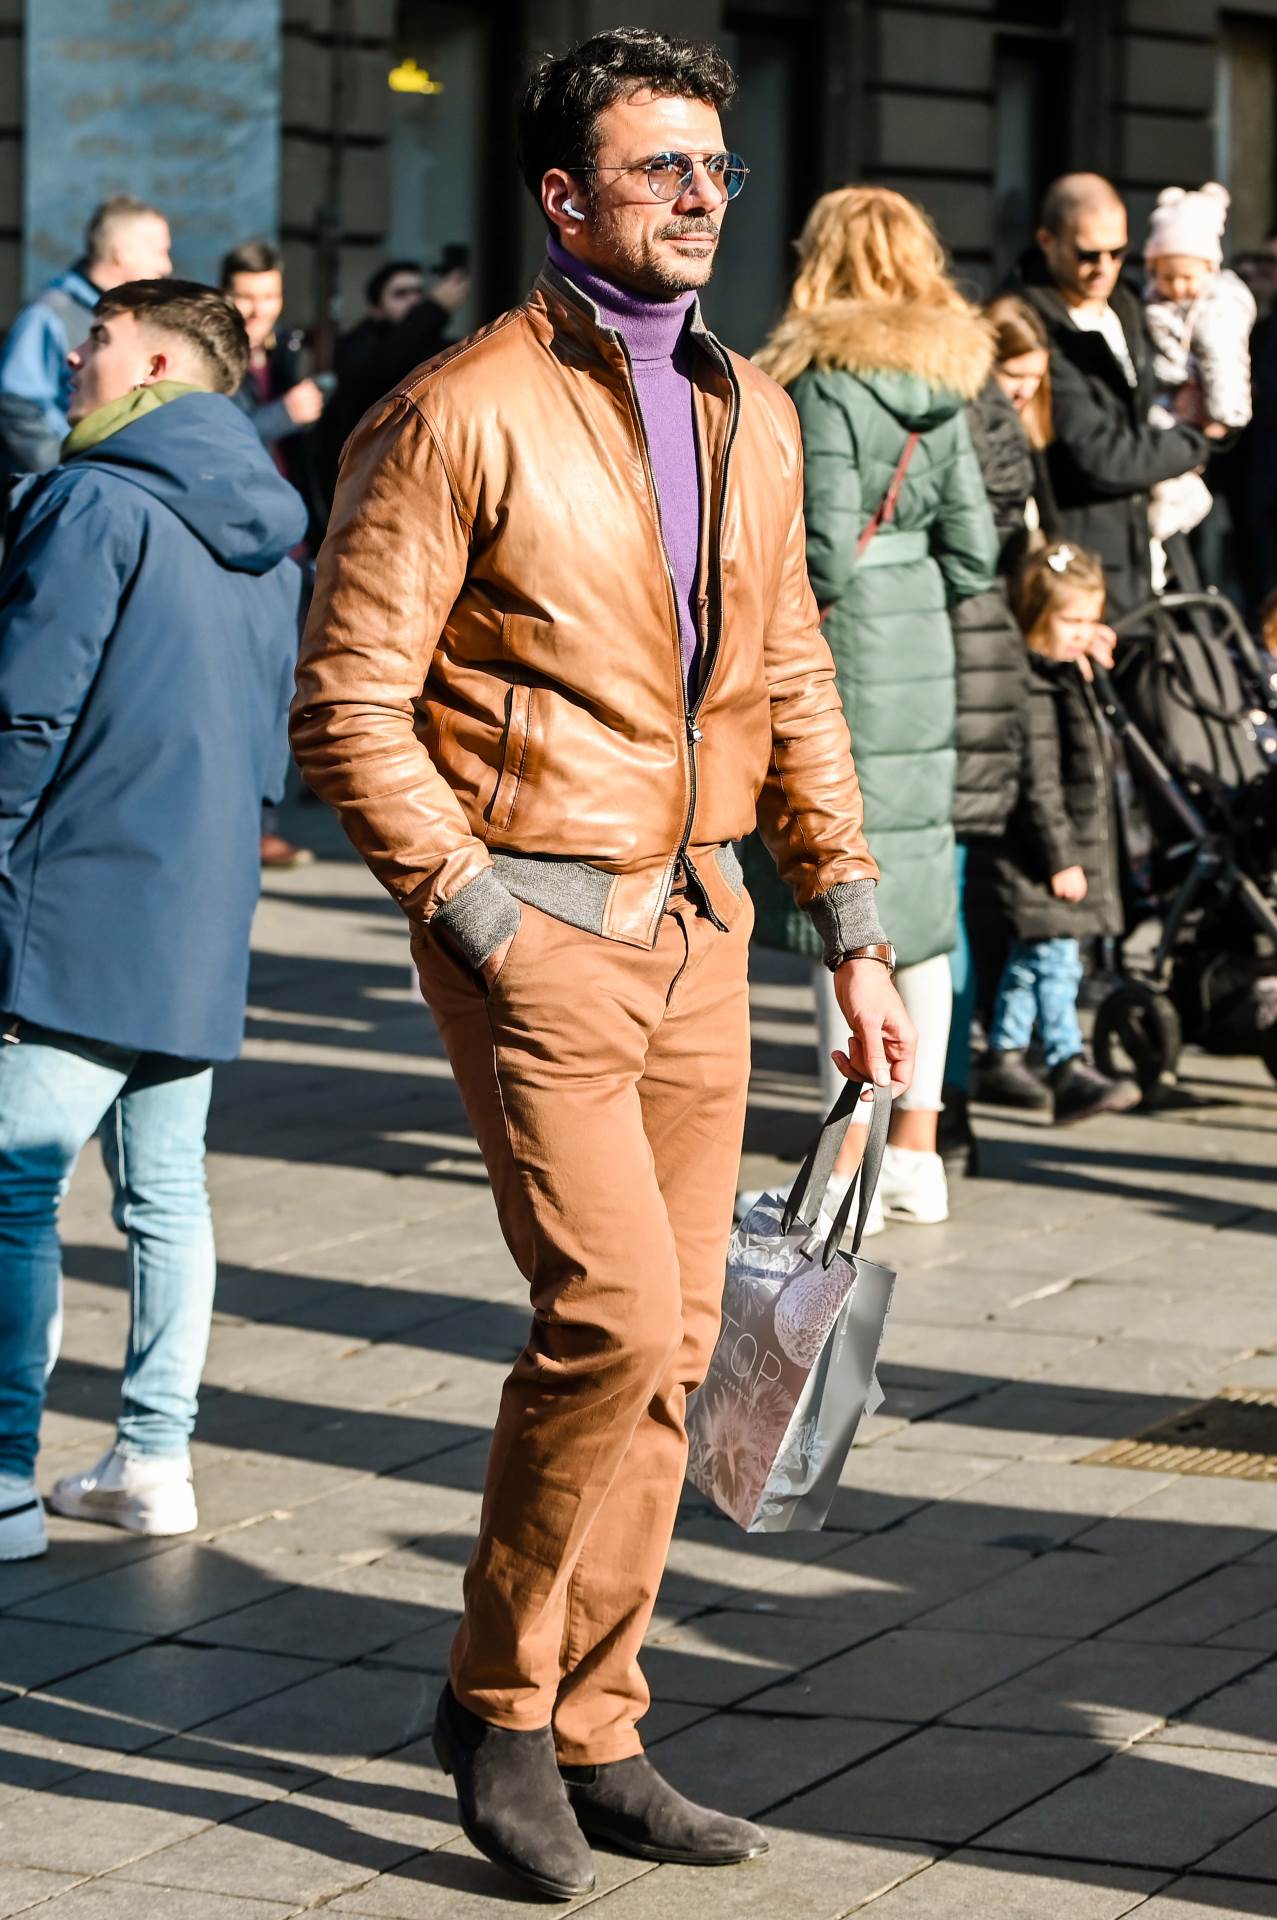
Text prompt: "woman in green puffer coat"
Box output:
[[746, 186, 998, 1227]]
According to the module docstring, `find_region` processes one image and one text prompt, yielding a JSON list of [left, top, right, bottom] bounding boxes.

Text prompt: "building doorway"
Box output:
[[387, 1, 491, 336], [992, 6, 1073, 282], [1217, 14, 1277, 250]]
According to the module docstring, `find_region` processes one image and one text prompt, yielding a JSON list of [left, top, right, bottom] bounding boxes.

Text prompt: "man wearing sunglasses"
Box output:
[[1012, 171, 1211, 616], [294, 23, 912, 1901]]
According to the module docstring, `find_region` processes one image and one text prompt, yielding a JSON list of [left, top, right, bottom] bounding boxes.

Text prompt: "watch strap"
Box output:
[[835, 941, 896, 976]]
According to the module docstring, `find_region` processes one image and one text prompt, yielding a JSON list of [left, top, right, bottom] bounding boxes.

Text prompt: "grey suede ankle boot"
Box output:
[[560, 1753, 769, 1866], [432, 1684, 595, 1900]]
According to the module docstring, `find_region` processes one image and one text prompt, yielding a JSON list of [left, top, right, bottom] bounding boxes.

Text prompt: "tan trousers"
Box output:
[[412, 884, 752, 1765]]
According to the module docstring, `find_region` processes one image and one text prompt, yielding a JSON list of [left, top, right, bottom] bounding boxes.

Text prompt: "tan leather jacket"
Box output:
[[292, 262, 882, 968]]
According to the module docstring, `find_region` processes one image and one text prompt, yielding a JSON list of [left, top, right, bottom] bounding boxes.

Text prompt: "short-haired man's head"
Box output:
[[366, 258, 425, 317], [218, 238, 283, 287], [1038, 174, 1128, 305], [219, 240, 284, 352], [1039, 173, 1124, 238], [517, 25, 736, 223], [94, 281, 249, 394], [84, 196, 172, 285]]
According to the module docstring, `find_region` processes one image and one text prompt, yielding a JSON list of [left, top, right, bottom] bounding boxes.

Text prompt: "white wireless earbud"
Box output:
[[563, 199, 586, 222]]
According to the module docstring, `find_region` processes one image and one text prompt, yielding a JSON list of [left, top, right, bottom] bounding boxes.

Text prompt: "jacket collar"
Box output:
[[1013, 249, 1146, 365], [754, 298, 993, 398], [535, 259, 730, 375], [62, 380, 203, 460], [55, 262, 104, 311]]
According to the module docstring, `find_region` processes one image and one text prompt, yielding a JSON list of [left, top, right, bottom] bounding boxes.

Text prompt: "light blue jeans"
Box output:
[[0, 1023, 215, 1477], [988, 938, 1085, 1071]]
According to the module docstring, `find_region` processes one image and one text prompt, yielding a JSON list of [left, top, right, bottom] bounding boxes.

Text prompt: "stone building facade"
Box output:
[[2, 0, 1276, 355]]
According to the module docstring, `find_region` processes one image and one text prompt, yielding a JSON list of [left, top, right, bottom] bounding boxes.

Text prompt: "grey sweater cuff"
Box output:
[[806, 879, 888, 969], [430, 868, 522, 970]]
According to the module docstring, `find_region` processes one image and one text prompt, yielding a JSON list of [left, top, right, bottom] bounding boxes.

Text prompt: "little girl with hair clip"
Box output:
[[972, 542, 1143, 1125]]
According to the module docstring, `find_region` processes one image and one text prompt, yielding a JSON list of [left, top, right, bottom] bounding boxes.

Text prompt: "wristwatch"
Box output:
[[835, 941, 897, 978]]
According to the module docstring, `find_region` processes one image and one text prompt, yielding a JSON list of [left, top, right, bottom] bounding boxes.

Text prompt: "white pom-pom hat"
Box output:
[[1144, 182, 1231, 266]]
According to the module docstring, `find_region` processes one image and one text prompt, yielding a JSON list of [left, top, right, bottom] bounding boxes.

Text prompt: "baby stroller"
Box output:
[[1090, 589, 1277, 1095]]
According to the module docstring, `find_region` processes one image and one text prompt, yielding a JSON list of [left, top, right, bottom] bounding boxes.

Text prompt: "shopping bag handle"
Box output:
[[780, 1077, 892, 1268]]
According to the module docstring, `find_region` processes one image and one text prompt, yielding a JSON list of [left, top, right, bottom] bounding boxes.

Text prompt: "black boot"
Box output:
[[560, 1753, 769, 1867], [432, 1684, 595, 1900], [1051, 1054, 1142, 1125], [937, 1086, 980, 1177], [975, 1048, 1052, 1111]]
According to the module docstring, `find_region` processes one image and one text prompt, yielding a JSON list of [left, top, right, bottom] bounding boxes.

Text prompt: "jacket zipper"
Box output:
[[611, 329, 741, 931], [686, 336, 742, 903], [1082, 680, 1119, 928]]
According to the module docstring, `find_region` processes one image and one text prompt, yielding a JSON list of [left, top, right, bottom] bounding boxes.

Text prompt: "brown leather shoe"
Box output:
[[259, 832, 315, 869], [561, 1754, 769, 1866]]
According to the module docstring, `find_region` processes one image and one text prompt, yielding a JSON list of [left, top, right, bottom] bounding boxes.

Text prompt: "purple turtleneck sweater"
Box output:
[[549, 238, 701, 688]]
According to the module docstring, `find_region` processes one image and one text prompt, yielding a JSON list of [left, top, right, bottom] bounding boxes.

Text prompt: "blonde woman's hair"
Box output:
[[784, 186, 972, 315], [984, 294, 1054, 450], [1013, 542, 1106, 652]]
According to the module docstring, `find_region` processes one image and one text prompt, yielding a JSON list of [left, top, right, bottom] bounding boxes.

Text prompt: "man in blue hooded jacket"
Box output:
[[0, 279, 305, 1560]]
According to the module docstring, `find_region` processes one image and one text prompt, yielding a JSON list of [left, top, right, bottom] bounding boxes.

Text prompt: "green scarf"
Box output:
[[62, 381, 205, 459]]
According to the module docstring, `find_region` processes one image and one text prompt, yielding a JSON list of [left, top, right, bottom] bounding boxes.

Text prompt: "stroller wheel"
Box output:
[[1094, 984, 1182, 1096]]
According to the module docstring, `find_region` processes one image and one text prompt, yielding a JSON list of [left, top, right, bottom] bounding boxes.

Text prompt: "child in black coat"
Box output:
[[976, 543, 1142, 1124]]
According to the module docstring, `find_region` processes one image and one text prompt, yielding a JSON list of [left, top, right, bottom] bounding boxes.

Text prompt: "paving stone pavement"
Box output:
[[4, 813, 1275, 1918]]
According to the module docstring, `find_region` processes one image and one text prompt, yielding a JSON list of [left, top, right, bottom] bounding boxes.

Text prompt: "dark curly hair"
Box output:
[[517, 26, 737, 220]]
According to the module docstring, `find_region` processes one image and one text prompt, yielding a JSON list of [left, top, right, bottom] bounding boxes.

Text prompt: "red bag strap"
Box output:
[[818, 429, 923, 622], [856, 429, 921, 557]]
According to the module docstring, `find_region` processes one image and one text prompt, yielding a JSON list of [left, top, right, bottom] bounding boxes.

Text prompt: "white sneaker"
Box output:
[[0, 1475, 47, 1560], [824, 1170, 886, 1242], [49, 1445, 198, 1536], [878, 1146, 949, 1225]]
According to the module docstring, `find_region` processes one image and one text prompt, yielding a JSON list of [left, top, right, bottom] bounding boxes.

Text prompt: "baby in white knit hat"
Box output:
[[1143, 182, 1256, 542]]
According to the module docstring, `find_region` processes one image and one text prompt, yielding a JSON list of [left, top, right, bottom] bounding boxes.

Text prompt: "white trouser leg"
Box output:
[[813, 954, 952, 1126]]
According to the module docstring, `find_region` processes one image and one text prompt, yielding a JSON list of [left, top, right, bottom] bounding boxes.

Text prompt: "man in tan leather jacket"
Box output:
[[292, 26, 914, 1901]]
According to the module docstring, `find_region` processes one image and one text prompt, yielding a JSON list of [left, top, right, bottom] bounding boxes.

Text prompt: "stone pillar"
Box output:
[[0, 0, 19, 318], [22, 0, 282, 293]]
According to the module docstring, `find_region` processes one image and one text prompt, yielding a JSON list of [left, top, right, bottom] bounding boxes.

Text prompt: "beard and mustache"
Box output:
[[583, 201, 723, 296]]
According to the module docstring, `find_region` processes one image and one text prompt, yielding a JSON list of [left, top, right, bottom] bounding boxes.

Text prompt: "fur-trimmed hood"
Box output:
[[757, 299, 995, 418]]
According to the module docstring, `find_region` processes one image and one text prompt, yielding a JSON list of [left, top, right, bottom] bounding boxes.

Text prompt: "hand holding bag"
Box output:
[[686, 1080, 896, 1533]]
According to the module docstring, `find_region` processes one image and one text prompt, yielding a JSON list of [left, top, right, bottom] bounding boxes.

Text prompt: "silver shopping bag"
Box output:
[[686, 1080, 895, 1533]]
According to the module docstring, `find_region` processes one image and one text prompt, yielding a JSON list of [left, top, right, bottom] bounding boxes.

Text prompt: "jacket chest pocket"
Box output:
[[487, 682, 532, 832]]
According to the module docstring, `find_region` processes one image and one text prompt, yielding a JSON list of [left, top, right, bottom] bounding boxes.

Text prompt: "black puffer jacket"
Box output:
[[951, 380, 1034, 838], [970, 656, 1125, 943], [1008, 250, 1209, 618], [320, 298, 453, 503]]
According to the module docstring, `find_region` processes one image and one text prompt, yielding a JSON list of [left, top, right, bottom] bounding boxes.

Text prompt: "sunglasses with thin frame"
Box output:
[[1071, 243, 1128, 265], [572, 150, 749, 202]]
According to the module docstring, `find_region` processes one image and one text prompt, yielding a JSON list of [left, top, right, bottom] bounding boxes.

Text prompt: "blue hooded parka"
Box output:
[[0, 391, 306, 1061]]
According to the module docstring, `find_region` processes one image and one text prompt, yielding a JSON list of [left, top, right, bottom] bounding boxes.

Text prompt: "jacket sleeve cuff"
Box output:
[[1042, 836, 1079, 876], [429, 868, 522, 971], [806, 880, 888, 969]]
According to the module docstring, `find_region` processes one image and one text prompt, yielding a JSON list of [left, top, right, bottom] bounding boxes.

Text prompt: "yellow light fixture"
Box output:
[[388, 57, 444, 95]]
